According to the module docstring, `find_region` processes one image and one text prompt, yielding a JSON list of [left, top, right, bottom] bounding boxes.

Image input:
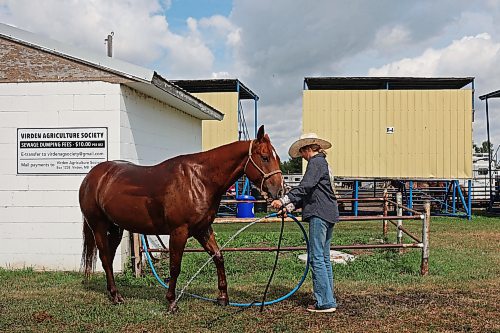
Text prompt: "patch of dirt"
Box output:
[[242, 283, 500, 333], [32, 311, 53, 323], [348, 249, 375, 256], [348, 286, 497, 331]]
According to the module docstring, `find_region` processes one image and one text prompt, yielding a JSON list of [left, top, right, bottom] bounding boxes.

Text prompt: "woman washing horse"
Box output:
[[271, 133, 339, 313], [80, 125, 284, 312]]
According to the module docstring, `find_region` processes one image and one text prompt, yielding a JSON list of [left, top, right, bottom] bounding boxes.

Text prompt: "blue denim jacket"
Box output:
[[284, 153, 339, 224]]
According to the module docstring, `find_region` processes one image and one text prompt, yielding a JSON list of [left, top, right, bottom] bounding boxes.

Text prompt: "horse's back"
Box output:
[[79, 154, 221, 234], [80, 160, 131, 193], [79, 160, 179, 233]]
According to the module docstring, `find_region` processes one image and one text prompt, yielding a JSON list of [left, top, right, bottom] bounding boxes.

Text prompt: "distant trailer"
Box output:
[[479, 90, 500, 212], [283, 173, 303, 188]]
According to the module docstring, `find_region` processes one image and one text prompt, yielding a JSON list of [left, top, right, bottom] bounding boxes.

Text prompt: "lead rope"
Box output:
[[259, 209, 286, 312]]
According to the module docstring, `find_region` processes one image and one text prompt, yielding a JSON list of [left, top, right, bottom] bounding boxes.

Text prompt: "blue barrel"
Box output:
[[236, 195, 255, 218]]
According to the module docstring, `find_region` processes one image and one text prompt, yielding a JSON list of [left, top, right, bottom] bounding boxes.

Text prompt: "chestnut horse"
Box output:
[[79, 125, 283, 312]]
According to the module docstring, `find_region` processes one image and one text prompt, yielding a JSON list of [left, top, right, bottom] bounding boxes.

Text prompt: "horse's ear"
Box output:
[[256, 125, 265, 141]]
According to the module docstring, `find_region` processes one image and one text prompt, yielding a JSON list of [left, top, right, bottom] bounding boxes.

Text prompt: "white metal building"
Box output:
[[0, 24, 223, 271]]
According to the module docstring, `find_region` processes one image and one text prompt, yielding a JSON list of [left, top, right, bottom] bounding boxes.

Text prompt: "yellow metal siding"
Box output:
[[303, 90, 472, 179], [193, 92, 239, 151]]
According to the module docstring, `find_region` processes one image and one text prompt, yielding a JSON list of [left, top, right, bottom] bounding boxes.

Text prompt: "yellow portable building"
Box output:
[[303, 77, 474, 180]]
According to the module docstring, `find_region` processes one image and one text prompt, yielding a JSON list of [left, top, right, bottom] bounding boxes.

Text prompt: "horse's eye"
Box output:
[[262, 156, 270, 162]]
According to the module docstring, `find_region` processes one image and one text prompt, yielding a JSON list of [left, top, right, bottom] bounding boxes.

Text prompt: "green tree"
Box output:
[[474, 141, 493, 153], [280, 157, 302, 174]]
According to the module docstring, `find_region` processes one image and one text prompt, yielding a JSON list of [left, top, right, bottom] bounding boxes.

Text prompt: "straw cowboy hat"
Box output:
[[288, 133, 332, 158]]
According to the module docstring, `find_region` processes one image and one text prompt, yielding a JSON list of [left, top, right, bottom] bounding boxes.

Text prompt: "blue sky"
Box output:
[[165, 0, 234, 75], [166, 0, 232, 32], [2, 0, 500, 160]]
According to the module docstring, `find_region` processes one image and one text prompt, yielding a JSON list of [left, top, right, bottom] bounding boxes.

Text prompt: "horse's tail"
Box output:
[[81, 217, 97, 280]]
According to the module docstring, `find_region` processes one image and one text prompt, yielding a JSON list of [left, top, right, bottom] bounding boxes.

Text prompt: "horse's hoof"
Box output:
[[217, 296, 229, 306], [112, 293, 125, 304], [168, 302, 179, 313]]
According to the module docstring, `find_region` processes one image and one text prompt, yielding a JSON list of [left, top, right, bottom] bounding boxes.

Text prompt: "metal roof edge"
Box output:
[[152, 73, 224, 121], [171, 78, 259, 100], [304, 76, 475, 80], [479, 89, 500, 100], [304, 76, 475, 90], [236, 79, 259, 100]]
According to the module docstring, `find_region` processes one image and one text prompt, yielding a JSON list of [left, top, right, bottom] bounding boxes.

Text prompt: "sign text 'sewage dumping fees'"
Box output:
[[17, 127, 108, 174]]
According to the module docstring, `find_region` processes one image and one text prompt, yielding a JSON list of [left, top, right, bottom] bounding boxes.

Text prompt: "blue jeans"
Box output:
[[308, 216, 336, 309]]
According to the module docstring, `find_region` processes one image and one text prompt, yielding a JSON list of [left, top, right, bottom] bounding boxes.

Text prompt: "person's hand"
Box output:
[[271, 199, 289, 217], [277, 206, 288, 217], [271, 199, 282, 209]]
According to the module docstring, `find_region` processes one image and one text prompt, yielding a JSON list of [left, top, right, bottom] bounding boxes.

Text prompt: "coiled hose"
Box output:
[[140, 212, 310, 307]]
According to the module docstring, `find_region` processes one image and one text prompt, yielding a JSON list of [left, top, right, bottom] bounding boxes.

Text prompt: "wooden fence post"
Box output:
[[420, 201, 430, 276], [383, 189, 388, 237], [396, 192, 403, 245], [133, 233, 142, 277]]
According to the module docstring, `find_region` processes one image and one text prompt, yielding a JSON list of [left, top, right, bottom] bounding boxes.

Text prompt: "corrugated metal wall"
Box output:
[[303, 90, 473, 179], [193, 92, 239, 151]]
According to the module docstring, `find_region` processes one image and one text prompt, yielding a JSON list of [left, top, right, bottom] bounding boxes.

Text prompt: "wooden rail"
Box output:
[[136, 195, 431, 277]]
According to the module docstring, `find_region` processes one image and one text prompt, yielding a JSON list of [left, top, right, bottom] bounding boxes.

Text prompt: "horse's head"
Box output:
[[244, 125, 284, 199]]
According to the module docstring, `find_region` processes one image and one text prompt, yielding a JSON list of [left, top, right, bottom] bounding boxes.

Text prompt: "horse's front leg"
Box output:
[[166, 226, 189, 313], [195, 226, 229, 306]]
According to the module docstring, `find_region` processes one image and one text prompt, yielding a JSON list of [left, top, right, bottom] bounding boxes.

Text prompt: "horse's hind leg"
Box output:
[[194, 226, 229, 306], [93, 220, 124, 304], [166, 226, 189, 312], [108, 224, 125, 302], [108, 224, 124, 267]]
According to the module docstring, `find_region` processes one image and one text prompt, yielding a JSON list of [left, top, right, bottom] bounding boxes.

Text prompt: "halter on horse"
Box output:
[[244, 139, 283, 195], [80, 125, 283, 312]]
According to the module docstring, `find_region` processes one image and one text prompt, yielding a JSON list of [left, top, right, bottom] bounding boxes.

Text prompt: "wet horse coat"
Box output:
[[79, 126, 283, 311]]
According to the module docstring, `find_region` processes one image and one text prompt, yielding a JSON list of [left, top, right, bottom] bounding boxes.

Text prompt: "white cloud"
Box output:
[[211, 71, 231, 78], [186, 17, 198, 34], [199, 15, 233, 32], [368, 49, 441, 76], [373, 25, 411, 50], [163, 14, 242, 78], [198, 15, 241, 46], [0, 0, 170, 63], [161, 24, 215, 78], [226, 28, 241, 46], [368, 33, 500, 77], [0, 0, 218, 78]]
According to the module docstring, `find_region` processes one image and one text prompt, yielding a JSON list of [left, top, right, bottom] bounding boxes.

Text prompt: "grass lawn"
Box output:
[[1, 214, 499, 332]]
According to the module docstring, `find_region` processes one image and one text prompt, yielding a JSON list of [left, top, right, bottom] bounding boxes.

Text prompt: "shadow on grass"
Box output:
[[191, 288, 313, 329], [81, 272, 312, 309], [471, 209, 500, 218], [82, 275, 166, 304]]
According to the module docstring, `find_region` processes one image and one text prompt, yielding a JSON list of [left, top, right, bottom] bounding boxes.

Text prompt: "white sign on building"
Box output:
[[17, 127, 108, 174]]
